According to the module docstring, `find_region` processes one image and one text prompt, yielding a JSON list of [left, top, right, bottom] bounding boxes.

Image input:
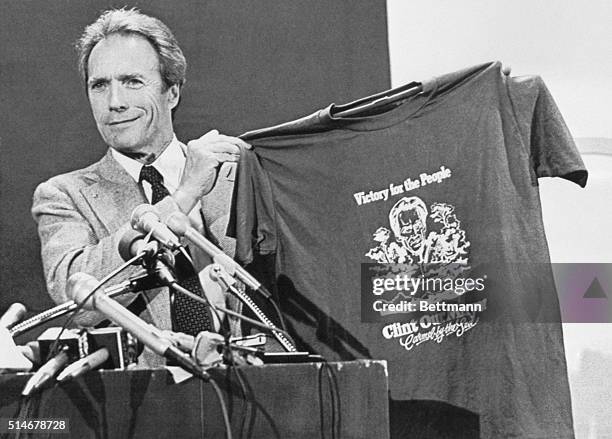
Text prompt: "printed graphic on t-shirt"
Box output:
[[365, 195, 470, 267], [362, 195, 486, 350]]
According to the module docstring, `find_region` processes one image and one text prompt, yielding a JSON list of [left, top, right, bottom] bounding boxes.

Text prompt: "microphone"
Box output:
[[166, 212, 272, 299], [21, 346, 71, 396], [118, 229, 159, 263], [9, 270, 163, 338], [1, 303, 27, 329], [117, 231, 177, 288], [130, 204, 182, 250], [120, 225, 291, 345], [56, 347, 110, 382], [67, 273, 208, 380], [118, 229, 177, 278]]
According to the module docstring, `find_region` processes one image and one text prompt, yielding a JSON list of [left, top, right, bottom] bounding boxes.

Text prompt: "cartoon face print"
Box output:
[[389, 196, 428, 255]]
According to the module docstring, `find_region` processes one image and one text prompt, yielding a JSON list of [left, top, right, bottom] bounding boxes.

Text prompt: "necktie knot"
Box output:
[[139, 165, 164, 185], [139, 165, 170, 204]]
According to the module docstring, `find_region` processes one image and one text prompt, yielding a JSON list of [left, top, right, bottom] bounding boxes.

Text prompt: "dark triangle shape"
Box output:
[[583, 277, 608, 299]]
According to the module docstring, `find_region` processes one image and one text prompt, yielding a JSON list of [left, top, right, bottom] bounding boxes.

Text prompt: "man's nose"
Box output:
[[108, 82, 128, 111]]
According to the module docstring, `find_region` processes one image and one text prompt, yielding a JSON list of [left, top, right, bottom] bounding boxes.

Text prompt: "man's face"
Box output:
[[87, 34, 179, 159], [397, 209, 426, 252]]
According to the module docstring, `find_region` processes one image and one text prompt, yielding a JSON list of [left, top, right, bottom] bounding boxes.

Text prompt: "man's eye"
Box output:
[[90, 82, 106, 91], [125, 78, 144, 88]]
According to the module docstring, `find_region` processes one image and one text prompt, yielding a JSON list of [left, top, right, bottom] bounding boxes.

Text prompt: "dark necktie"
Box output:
[[139, 165, 171, 204], [139, 165, 213, 336]]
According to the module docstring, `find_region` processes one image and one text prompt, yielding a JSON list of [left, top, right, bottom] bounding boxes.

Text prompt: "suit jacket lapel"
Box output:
[[80, 149, 147, 234], [79, 150, 172, 333]]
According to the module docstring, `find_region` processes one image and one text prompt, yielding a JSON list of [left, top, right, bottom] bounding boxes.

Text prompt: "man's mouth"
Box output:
[[108, 117, 139, 126], [408, 235, 423, 249]]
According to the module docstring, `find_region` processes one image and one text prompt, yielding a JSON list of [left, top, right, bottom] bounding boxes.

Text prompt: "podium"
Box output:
[[0, 360, 389, 438]]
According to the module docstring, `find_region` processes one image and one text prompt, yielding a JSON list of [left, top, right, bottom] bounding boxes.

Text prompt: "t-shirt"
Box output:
[[230, 62, 586, 438]]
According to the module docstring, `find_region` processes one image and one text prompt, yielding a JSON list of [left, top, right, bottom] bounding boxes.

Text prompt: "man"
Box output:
[[31, 8, 248, 364], [389, 196, 429, 263]]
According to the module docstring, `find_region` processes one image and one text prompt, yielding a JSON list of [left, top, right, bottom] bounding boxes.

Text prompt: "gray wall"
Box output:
[[0, 0, 391, 315]]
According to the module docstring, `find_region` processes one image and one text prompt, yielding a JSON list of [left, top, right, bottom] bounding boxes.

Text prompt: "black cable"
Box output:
[[230, 365, 251, 439], [209, 377, 233, 439], [178, 245, 195, 267], [221, 280, 295, 351], [168, 282, 225, 333], [266, 295, 288, 333], [168, 352, 231, 439], [324, 363, 341, 439], [169, 281, 288, 338], [329, 366, 337, 439], [45, 251, 143, 361], [317, 365, 327, 439], [317, 361, 341, 439], [168, 277, 238, 378], [166, 277, 243, 414], [154, 247, 235, 439]]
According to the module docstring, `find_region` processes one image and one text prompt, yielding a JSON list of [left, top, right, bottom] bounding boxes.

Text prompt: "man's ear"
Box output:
[[167, 84, 181, 110]]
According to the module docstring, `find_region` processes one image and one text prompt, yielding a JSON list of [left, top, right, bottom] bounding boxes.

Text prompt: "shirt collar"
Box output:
[[111, 135, 186, 191]]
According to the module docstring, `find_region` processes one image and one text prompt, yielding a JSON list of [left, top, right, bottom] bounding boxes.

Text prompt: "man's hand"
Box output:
[[173, 130, 250, 213]]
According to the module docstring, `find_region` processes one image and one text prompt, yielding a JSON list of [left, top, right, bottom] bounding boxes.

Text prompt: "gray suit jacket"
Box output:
[[32, 148, 237, 365]]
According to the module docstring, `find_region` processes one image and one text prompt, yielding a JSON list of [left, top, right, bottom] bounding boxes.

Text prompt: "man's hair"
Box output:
[[389, 196, 428, 239], [76, 8, 186, 90]]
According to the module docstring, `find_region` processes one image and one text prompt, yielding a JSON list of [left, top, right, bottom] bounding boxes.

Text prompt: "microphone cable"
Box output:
[[208, 378, 233, 439], [45, 231, 153, 362], [167, 280, 240, 397], [41, 233, 235, 439], [229, 365, 254, 439], [265, 290, 288, 333], [159, 254, 235, 439], [317, 361, 341, 439], [143, 235, 236, 439]]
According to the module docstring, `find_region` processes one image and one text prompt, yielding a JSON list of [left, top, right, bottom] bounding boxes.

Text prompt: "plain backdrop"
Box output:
[[387, 0, 612, 138], [0, 0, 390, 313], [387, 2, 612, 436]]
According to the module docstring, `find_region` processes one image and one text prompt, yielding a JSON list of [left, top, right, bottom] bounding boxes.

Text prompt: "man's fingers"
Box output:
[[187, 139, 242, 155], [201, 129, 220, 139], [214, 133, 251, 149], [194, 131, 250, 149], [214, 152, 240, 163], [186, 152, 239, 169]]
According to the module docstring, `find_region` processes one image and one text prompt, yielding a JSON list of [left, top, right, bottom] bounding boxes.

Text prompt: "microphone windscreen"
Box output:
[[66, 273, 99, 309], [130, 204, 158, 229], [118, 229, 146, 262]]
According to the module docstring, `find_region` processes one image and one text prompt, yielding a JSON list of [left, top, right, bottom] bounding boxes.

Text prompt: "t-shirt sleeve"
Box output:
[[227, 146, 277, 264], [506, 75, 588, 187]]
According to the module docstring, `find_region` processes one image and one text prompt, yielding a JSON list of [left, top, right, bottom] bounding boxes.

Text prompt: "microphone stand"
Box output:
[[164, 213, 293, 346], [166, 280, 293, 341], [141, 246, 294, 343], [208, 264, 297, 352], [10, 271, 154, 338]]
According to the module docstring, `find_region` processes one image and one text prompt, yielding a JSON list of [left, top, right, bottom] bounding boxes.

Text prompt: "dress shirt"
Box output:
[[111, 134, 204, 232], [111, 136, 226, 330]]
